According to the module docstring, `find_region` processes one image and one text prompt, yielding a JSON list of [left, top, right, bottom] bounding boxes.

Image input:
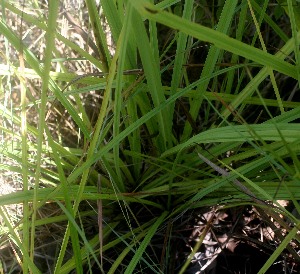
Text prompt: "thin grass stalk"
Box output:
[[181, 0, 238, 141], [0, 185, 164, 209], [223, 162, 296, 224], [131, 0, 297, 79], [131, 8, 172, 152], [101, 0, 122, 42], [124, 211, 168, 274], [164, 86, 300, 108], [258, 226, 299, 274], [169, 0, 193, 136], [50, 47, 91, 133], [113, 3, 134, 189], [252, 0, 289, 42], [224, 0, 249, 96], [107, 1, 141, 180], [287, 0, 300, 83], [56, 201, 102, 268], [66, 66, 244, 184], [70, 16, 122, 215], [278, 0, 300, 29], [221, 29, 300, 120], [59, 222, 119, 273], [0, 0, 12, 154], [30, 2, 60, 272], [167, 149, 182, 210], [97, 175, 104, 271], [53, 225, 79, 273], [14, 2, 32, 272], [103, 1, 140, 178], [54, 8, 129, 268], [60, 220, 159, 273], [45, 127, 83, 273], [107, 227, 154, 274], [271, 130, 300, 183], [179, 211, 215, 274], [247, 0, 285, 114], [85, 0, 110, 72], [149, 1, 160, 67], [0, 207, 41, 273], [124, 81, 142, 179], [284, 180, 300, 223]]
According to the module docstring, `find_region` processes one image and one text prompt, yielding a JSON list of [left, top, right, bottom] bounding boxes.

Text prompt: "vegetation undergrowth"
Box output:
[[1, 0, 300, 273]]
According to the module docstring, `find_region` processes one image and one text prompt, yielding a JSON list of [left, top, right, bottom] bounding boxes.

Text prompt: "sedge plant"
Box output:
[[1, 0, 300, 273]]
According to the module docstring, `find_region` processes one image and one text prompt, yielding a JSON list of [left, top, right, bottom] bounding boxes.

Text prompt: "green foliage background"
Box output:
[[1, 0, 300, 273]]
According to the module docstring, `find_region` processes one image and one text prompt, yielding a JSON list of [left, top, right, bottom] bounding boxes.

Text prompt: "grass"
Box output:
[[1, 0, 300, 273]]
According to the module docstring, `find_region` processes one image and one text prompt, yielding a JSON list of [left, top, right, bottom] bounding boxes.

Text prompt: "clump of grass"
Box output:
[[1, 0, 300, 273]]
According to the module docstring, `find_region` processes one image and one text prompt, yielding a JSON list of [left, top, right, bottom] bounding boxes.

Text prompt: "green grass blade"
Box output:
[[169, 0, 193, 137], [124, 211, 168, 274], [0, 207, 41, 273], [101, 0, 122, 42], [258, 226, 299, 274], [46, 128, 83, 273], [220, 30, 300, 120], [66, 65, 244, 183], [287, 0, 300, 81], [130, 0, 297, 79], [131, 8, 172, 152], [113, 2, 135, 190], [181, 0, 239, 140], [162, 123, 300, 157], [29, 1, 60, 269], [252, 0, 289, 42], [85, 0, 110, 71], [56, 201, 101, 273]]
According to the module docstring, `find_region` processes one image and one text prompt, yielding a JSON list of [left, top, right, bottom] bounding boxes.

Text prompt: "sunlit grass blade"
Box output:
[[85, 0, 110, 72], [0, 206, 41, 273], [29, 2, 60, 272], [66, 65, 245, 183], [130, 0, 297, 78], [2, 1, 300, 273], [163, 123, 300, 157], [220, 29, 300, 120], [112, 3, 135, 190], [131, 8, 173, 152]]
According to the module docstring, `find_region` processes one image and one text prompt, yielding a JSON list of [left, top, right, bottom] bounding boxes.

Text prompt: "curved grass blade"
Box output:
[[130, 0, 297, 79], [124, 211, 168, 274]]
